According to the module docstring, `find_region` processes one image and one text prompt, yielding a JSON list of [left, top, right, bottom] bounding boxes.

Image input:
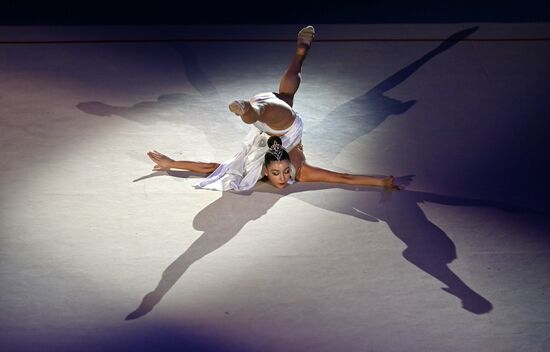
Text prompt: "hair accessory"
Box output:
[[269, 140, 284, 161]]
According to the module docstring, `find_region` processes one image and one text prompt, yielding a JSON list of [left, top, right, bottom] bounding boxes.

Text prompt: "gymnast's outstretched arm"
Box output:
[[147, 150, 219, 174], [297, 163, 398, 189], [289, 148, 397, 189]]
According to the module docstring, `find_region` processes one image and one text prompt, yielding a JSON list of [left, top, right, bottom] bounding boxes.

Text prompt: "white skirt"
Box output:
[[194, 113, 304, 191]]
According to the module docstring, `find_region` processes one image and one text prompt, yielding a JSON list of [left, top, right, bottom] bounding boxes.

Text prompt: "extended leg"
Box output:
[[228, 26, 314, 119], [278, 26, 315, 107]]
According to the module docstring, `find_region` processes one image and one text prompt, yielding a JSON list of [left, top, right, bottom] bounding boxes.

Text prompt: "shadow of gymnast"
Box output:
[[310, 26, 479, 163], [126, 27, 494, 319], [123, 175, 530, 320]]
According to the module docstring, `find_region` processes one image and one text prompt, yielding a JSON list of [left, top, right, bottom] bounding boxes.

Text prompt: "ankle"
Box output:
[[296, 45, 308, 57]]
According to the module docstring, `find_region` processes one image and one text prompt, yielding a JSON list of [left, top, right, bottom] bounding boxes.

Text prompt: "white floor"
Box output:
[[1, 24, 549, 352]]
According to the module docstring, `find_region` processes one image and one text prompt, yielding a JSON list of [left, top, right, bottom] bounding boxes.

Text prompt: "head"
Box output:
[[264, 136, 291, 189]]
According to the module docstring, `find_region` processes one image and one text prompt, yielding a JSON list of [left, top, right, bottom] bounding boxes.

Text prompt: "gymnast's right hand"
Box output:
[[147, 150, 174, 171]]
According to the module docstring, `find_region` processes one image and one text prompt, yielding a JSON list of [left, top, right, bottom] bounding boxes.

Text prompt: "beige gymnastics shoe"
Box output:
[[297, 25, 315, 55], [228, 100, 250, 116]]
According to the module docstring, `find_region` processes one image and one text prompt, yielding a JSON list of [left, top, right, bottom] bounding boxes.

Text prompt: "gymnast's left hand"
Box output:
[[147, 150, 174, 171]]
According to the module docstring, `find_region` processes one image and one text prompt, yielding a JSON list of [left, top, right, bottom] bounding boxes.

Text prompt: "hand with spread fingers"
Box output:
[[147, 150, 174, 171]]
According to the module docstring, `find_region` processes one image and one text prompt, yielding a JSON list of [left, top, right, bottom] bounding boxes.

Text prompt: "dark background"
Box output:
[[2, 0, 549, 25]]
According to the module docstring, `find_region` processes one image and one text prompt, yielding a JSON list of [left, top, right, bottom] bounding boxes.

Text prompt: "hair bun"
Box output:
[[267, 136, 283, 149], [264, 135, 290, 166]]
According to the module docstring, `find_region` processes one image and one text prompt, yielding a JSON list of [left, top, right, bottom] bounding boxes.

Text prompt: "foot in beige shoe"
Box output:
[[229, 100, 250, 116], [297, 25, 315, 56]]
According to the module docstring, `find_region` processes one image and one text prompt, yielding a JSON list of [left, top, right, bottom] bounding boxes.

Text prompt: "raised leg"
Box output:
[[278, 25, 315, 107]]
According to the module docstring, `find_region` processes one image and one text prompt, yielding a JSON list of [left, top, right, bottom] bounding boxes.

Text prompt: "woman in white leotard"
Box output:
[[148, 26, 399, 191]]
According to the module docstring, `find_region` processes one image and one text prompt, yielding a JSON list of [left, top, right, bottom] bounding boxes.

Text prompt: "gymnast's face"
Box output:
[[264, 160, 291, 188]]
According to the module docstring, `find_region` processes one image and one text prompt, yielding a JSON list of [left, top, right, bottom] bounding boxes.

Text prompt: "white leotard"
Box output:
[[195, 112, 304, 191]]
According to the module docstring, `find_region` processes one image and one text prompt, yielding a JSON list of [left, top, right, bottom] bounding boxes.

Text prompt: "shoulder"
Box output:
[[288, 147, 306, 181], [293, 163, 317, 182]]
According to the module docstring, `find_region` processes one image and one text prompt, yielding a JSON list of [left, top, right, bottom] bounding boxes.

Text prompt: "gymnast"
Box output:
[[147, 26, 399, 191]]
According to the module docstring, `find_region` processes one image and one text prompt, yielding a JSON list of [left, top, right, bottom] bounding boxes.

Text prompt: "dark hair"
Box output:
[[264, 136, 290, 166]]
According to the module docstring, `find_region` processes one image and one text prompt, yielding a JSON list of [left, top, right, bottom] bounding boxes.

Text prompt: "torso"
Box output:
[[250, 92, 305, 180]]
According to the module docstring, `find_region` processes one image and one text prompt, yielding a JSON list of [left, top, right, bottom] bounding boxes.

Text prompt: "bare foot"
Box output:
[[297, 25, 315, 56]]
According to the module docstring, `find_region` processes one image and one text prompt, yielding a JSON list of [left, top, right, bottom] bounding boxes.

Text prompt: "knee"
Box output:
[[277, 93, 294, 107]]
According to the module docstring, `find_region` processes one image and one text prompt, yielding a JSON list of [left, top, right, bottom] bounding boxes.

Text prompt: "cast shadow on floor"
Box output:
[[125, 27, 490, 320], [309, 26, 479, 162], [125, 172, 542, 320], [76, 27, 479, 157]]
